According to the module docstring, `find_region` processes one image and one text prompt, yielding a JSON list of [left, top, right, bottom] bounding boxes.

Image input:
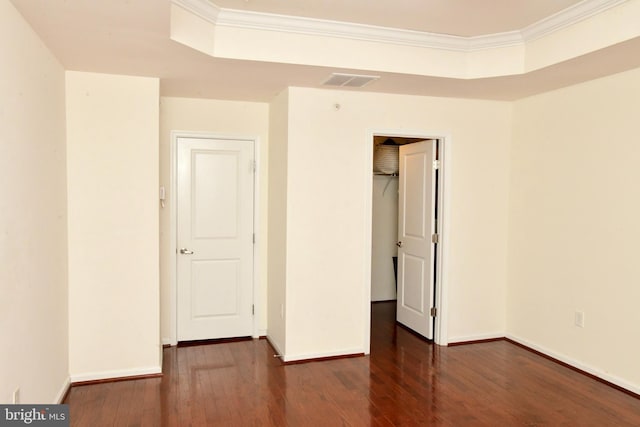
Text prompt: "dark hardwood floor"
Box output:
[[65, 302, 640, 426]]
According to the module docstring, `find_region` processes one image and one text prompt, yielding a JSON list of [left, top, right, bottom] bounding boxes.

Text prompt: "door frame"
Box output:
[[168, 131, 262, 345], [364, 129, 451, 350]]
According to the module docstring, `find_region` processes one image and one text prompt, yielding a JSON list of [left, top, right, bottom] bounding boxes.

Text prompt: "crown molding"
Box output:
[[521, 0, 628, 42], [173, 0, 220, 24], [468, 31, 524, 51], [217, 8, 472, 51], [171, 0, 628, 52]]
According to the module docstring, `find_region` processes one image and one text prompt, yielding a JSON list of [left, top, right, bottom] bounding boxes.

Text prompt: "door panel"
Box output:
[[402, 254, 425, 313], [191, 259, 239, 317], [403, 154, 427, 238], [193, 151, 239, 238], [177, 137, 254, 341], [396, 140, 436, 339]]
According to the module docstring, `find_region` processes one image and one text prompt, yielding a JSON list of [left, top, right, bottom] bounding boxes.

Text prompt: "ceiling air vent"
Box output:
[[322, 73, 380, 88]]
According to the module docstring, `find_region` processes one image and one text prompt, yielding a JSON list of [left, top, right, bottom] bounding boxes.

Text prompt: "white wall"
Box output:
[[159, 97, 270, 343], [66, 71, 160, 381], [508, 67, 640, 393], [266, 89, 289, 355], [279, 87, 512, 359], [0, 0, 69, 404], [371, 176, 398, 301]]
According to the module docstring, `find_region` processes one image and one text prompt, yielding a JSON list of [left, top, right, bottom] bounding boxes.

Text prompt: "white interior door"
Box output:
[[177, 137, 254, 341], [396, 140, 436, 339]]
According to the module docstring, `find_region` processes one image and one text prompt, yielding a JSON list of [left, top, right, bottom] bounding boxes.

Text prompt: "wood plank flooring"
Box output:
[[65, 302, 640, 426]]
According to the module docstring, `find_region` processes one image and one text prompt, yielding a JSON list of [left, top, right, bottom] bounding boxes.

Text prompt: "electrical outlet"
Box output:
[[574, 311, 585, 328], [12, 387, 20, 404]]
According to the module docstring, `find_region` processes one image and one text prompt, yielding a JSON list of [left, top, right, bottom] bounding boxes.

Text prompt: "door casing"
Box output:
[[364, 129, 450, 352], [167, 131, 262, 345]]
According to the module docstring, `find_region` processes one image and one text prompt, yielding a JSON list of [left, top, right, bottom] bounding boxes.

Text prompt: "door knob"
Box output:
[[179, 248, 194, 255], [396, 241, 403, 248]]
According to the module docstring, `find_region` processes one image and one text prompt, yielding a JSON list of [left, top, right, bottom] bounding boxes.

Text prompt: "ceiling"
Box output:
[[9, 0, 640, 102], [213, 0, 583, 36]]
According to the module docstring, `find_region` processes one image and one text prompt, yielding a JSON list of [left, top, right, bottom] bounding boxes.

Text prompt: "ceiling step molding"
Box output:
[[217, 8, 473, 51], [467, 32, 524, 51], [521, 0, 629, 42], [172, 0, 628, 52], [174, 0, 221, 24]]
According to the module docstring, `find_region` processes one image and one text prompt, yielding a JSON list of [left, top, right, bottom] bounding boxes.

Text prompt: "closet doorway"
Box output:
[[370, 134, 443, 341]]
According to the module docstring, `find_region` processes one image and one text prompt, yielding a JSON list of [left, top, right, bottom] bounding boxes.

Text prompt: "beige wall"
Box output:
[[0, 0, 69, 404], [267, 90, 289, 355], [279, 87, 512, 359], [159, 97, 270, 343], [508, 67, 640, 393], [7, 0, 639, 397], [66, 71, 160, 380], [371, 176, 399, 301]]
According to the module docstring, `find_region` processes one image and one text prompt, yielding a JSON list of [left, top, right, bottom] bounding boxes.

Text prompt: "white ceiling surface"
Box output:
[[10, 0, 640, 102]]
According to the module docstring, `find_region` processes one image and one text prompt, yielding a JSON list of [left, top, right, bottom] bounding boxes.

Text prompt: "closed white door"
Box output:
[[396, 140, 436, 339], [177, 137, 254, 341]]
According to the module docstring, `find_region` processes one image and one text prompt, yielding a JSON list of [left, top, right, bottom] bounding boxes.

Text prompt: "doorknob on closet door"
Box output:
[[179, 248, 194, 255], [396, 241, 403, 248]]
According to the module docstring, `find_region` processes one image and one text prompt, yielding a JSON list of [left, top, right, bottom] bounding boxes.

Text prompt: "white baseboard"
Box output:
[[163, 335, 266, 345], [447, 332, 504, 345], [69, 366, 162, 384], [55, 377, 71, 404], [282, 347, 365, 363], [163, 334, 266, 345], [506, 334, 640, 396]]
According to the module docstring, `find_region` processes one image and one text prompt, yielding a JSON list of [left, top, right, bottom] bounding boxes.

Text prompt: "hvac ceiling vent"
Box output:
[[322, 73, 380, 88]]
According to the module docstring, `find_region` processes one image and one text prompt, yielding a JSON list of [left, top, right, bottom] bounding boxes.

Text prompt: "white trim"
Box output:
[[168, 132, 179, 346], [282, 348, 365, 363], [55, 377, 71, 404], [169, 131, 262, 343], [69, 367, 162, 384], [251, 136, 262, 339], [172, 0, 221, 24], [365, 129, 450, 348], [434, 133, 451, 346], [448, 333, 505, 345], [362, 129, 373, 355], [506, 333, 640, 396], [467, 31, 523, 51], [521, 0, 628, 42], [217, 9, 471, 51], [171, 0, 625, 51]]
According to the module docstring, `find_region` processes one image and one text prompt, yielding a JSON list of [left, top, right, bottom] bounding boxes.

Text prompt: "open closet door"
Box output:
[[396, 140, 436, 339]]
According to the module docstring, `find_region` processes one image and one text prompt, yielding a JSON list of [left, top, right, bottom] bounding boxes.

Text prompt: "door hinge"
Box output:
[[253, 233, 256, 244], [251, 160, 257, 172], [433, 160, 440, 170], [431, 233, 439, 244], [430, 307, 437, 317], [252, 304, 255, 315]]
